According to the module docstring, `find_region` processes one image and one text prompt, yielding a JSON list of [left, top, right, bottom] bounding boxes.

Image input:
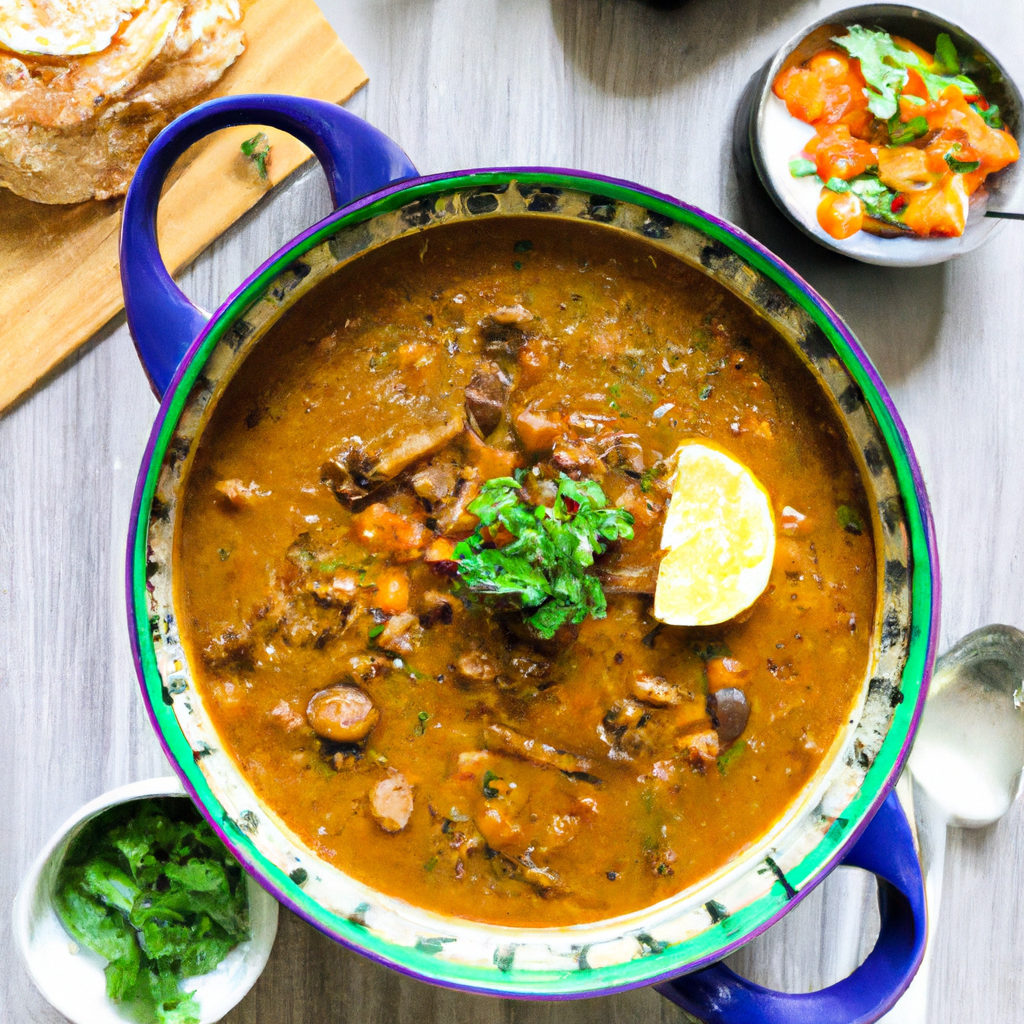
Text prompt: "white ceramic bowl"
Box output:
[[750, 3, 1024, 267], [12, 777, 279, 1024]]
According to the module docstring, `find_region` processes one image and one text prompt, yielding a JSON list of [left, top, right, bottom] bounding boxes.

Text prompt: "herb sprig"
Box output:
[[453, 474, 634, 639], [54, 799, 250, 1024], [240, 132, 271, 181]]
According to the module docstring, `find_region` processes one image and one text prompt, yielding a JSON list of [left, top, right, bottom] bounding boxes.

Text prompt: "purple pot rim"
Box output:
[[125, 164, 939, 1000]]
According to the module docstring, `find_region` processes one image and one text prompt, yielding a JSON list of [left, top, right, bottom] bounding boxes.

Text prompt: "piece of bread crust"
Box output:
[[0, 0, 244, 204]]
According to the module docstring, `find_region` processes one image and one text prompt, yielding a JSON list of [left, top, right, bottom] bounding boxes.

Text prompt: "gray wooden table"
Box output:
[[4, 1, 1023, 1021]]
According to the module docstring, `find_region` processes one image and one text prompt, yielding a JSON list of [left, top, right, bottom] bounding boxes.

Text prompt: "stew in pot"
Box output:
[[175, 217, 876, 926]]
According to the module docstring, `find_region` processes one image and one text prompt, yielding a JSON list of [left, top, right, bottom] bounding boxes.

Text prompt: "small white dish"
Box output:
[[750, 3, 1024, 267], [12, 777, 279, 1024]]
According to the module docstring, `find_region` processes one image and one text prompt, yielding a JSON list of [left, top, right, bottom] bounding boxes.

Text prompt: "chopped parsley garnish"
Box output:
[[933, 32, 960, 75], [54, 799, 250, 1024], [452, 475, 634, 639], [240, 132, 271, 181]]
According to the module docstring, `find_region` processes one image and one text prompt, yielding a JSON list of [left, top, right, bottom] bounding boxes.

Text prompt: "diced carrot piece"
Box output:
[[892, 34, 934, 67], [902, 69, 930, 102], [424, 536, 457, 562], [773, 66, 826, 123], [352, 503, 429, 553], [878, 145, 939, 193], [514, 405, 563, 453], [817, 189, 864, 239], [373, 568, 410, 615]]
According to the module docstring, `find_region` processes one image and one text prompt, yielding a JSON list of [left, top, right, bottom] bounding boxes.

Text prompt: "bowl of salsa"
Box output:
[[750, 4, 1022, 265]]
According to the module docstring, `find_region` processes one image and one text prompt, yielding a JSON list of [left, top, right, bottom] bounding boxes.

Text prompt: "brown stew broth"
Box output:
[[176, 218, 875, 926]]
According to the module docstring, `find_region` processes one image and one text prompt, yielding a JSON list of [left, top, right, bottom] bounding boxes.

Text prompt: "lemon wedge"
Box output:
[[653, 442, 776, 626]]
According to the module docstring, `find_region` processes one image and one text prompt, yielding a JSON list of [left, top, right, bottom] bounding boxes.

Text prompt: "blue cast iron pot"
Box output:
[[121, 95, 938, 1024]]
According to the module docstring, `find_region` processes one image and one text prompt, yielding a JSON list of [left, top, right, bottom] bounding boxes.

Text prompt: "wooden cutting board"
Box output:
[[0, 0, 367, 413]]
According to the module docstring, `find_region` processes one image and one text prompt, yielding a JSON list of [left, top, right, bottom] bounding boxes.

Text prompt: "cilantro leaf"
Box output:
[[54, 799, 250, 1024], [834, 25, 983, 119], [833, 25, 912, 120], [240, 132, 271, 181], [453, 474, 634, 638]]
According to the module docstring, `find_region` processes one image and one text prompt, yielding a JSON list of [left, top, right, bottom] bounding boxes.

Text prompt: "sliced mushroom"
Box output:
[[371, 414, 465, 481], [370, 770, 414, 832], [465, 360, 508, 437], [708, 687, 750, 747], [306, 684, 379, 743]]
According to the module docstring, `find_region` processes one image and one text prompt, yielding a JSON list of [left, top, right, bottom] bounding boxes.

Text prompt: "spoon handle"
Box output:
[[984, 210, 1024, 220]]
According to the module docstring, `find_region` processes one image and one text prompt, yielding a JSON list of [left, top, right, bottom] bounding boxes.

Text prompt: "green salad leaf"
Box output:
[[453, 474, 634, 638], [54, 799, 250, 1024]]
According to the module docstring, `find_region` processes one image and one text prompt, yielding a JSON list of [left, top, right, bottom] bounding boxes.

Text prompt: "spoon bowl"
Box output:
[[909, 624, 1024, 828]]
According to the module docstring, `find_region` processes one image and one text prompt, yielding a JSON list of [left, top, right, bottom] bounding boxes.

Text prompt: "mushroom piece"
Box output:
[[369, 770, 414, 832], [708, 687, 750, 747], [306, 685, 379, 743], [464, 360, 508, 437]]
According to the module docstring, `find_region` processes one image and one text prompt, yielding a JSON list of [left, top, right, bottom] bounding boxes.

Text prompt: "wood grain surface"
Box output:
[[0, 0, 367, 413], [3, 1, 1023, 1022]]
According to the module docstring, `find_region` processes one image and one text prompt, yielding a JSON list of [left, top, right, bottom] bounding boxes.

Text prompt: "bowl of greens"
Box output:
[[12, 777, 279, 1024]]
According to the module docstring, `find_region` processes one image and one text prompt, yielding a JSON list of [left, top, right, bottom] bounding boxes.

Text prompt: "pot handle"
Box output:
[[120, 94, 417, 398], [656, 790, 925, 1024]]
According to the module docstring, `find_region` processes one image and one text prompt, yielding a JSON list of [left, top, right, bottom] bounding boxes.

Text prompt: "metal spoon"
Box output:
[[881, 624, 1024, 1023]]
